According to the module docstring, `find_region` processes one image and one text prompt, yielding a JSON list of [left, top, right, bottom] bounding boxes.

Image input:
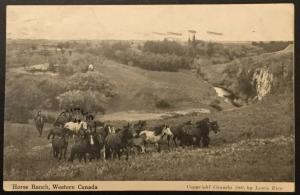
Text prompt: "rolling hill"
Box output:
[[92, 60, 220, 113]]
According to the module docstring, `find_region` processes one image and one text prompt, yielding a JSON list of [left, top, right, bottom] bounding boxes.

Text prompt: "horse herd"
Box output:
[[34, 109, 220, 163]]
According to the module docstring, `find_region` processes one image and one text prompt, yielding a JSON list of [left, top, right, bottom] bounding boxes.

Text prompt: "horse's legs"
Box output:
[[155, 143, 161, 152], [40, 126, 43, 137], [52, 148, 56, 158], [111, 150, 115, 160], [167, 136, 170, 148], [196, 137, 201, 148], [203, 136, 210, 147], [117, 150, 121, 160], [207, 137, 210, 147], [63, 147, 67, 159], [83, 153, 87, 163], [68, 150, 74, 162], [141, 145, 146, 154], [173, 137, 177, 147], [101, 146, 106, 161], [58, 148, 62, 160], [124, 147, 129, 160], [78, 154, 82, 162]]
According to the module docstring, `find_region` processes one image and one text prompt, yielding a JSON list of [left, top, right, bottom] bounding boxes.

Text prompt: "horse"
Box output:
[[195, 119, 220, 147], [47, 127, 71, 140], [104, 123, 133, 160], [128, 137, 146, 154], [166, 120, 192, 147], [139, 124, 173, 152], [54, 111, 72, 128], [64, 121, 88, 135], [68, 131, 95, 163], [34, 111, 45, 137], [52, 134, 69, 160], [87, 131, 106, 161], [133, 120, 147, 135], [183, 118, 220, 147], [126, 121, 148, 154]]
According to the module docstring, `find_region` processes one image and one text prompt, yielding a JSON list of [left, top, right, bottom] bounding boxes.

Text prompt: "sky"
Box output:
[[6, 4, 294, 41]]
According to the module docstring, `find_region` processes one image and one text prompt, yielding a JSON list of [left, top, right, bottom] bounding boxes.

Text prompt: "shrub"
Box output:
[[5, 78, 47, 123], [155, 99, 171, 109], [65, 72, 115, 97], [43, 114, 56, 123], [56, 90, 106, 113], [142, 40, 186, 56], [58, 64, 74, 76]]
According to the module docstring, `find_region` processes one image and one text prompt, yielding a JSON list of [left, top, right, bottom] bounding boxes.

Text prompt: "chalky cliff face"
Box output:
[[252, 67, 274, 100]]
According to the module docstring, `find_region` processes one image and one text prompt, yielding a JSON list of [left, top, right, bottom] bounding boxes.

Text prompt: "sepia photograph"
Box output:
[[3, 3, 295, 191]]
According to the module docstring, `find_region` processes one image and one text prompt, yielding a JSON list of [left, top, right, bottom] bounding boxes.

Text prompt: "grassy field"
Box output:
[[3, 91, 294, 181]]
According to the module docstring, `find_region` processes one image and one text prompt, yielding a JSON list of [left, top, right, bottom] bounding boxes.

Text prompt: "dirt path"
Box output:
[[99, 108, 211, 121]]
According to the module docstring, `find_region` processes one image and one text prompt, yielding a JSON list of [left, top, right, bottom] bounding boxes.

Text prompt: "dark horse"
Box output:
[[68, 130, 96, 163], [166, 120, 192, 147], [183, 118, 220, 147], [47, 127, 72, 140], [87, 129, 108, 161], [105, 123, 133, 160], [127, 121, 148, 154], [52, 134, 69, 160], [34, 111, 45, 137]]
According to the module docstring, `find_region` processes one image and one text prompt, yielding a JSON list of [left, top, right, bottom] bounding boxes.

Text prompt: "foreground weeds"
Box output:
[[4, 133, 294, 181]]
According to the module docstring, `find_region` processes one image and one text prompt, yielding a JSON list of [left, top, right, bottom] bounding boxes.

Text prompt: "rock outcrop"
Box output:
[[251, 66, 274, 100]]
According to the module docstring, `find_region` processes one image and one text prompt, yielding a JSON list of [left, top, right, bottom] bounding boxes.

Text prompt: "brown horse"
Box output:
[[105, 123, 133, 160], [166, 120, 192, 147], [52, 134, 69, 160], [183, 118, 220, 147], [34, 111, 45, 137]]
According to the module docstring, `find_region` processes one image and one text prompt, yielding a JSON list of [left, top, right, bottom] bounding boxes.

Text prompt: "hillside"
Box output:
[[5, 58, 223, 122], [199, 49, 293, 104], [76, 60, 219, 113]]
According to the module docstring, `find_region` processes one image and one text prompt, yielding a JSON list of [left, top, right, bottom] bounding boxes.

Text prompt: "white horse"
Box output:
[[139, 125, 173, 152], [64, 121, 88, 135]]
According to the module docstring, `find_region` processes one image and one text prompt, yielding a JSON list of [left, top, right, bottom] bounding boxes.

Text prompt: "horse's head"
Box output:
[[107, 125, 113, 134], [161, 124, 173, 138], [209, 121, 220, 134], [121, 123, 134, 140], [185, 120, 192, 125], [103, 124, 111, 135], [80, 121, 88, 130], [139, 120, 147, 128], [196, 118, 210, 127]]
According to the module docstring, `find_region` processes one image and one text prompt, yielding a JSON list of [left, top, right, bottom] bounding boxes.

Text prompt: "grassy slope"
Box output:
[[89, 60, 218, 112], [4, 90, 294, 181]]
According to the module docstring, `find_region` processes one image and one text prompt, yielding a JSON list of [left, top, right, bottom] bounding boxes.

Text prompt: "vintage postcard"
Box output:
[[3, 4, 295, 192]]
